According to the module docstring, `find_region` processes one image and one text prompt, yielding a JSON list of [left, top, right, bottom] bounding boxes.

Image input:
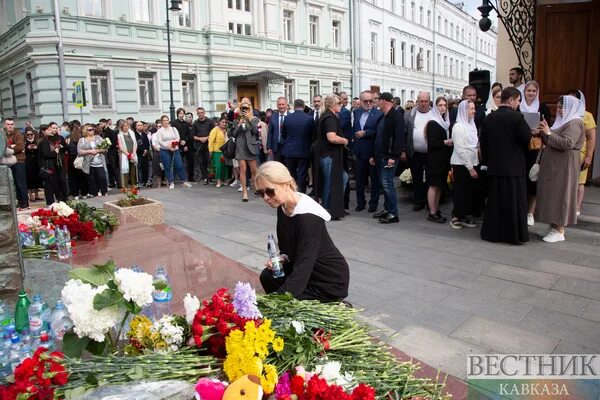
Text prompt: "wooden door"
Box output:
[[237, 83, 259, 111]]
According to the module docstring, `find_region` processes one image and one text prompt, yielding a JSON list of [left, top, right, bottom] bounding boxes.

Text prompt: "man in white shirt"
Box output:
[[404, 91, 435, 211]]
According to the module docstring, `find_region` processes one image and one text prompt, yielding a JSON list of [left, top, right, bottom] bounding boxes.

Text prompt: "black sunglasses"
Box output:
[[363, 100, 373, 104], [255, 187, 276, 198], [86, 128, 95, 132]]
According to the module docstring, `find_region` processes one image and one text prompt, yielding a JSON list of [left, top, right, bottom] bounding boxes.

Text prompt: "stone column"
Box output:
[[0, 166, 24, 306]]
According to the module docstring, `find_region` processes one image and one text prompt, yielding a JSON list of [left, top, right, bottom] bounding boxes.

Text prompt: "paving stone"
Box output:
[[551, 277, 600, 300], [531, 259, 600, 283], [499, 282, 590, 317], [484, 264, 560, 288], [574, 254, 600, 269], [517, 307, 600, 349], [376, 272, 461, 302], [389, 325, 489, 380], [581, 300, 600, 323], [450, 316, 560, 354], [442, 292, 533, 324], [553, 339, 600, 354]]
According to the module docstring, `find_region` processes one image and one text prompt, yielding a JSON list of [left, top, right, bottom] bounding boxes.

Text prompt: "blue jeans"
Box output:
[[376, 158, 398, 215], [320, 156, 348, 210], [159, 149, 187, 183], [11, 162, 28, 208]]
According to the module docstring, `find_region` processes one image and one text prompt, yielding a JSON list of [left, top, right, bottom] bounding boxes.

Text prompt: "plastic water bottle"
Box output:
[[9, 336, 22, 372], [0, 349, 9, 379], [56, 226, 72, 259], [50, 301, 73, 341], [38, 230, 50, 259], [152, 265, 172, 319], [0, 300, 10, 328], [37, 331, 54, 352], [20, 231, 35, 247], [14, 289, 30, 333], [28, 294, 49, 338], [267, 234, 285, 278]]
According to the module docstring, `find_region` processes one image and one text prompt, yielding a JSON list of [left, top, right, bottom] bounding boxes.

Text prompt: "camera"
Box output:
[[241, 106, 250, 113]]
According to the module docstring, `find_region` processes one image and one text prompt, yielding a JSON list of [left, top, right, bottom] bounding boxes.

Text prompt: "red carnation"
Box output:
[[290, 375, 305, 397], [351, 384, 375, 400]]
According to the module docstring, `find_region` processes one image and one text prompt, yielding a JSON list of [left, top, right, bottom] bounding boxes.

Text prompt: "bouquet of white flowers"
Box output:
[[97, 137, 112, 150], [399, 168, 412, 184]]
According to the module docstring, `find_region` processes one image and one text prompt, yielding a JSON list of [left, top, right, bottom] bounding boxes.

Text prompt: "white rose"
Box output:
[[183, 293, 200, 324]]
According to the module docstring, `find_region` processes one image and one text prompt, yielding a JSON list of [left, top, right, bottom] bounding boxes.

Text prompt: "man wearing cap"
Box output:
[[370, 92, 406, 223]]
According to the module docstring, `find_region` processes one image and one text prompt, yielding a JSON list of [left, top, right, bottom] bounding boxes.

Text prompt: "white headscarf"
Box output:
[[551, 95, 583, 131], [456, 100, 478, 145], [485, 88, 499, 115], [575, 90, 586, 118], [430, 99, 450, 136], [520, 81, 540, 113]]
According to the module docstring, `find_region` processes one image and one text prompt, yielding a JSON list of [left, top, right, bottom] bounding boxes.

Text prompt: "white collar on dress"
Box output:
[[288, 193, 331, 221]]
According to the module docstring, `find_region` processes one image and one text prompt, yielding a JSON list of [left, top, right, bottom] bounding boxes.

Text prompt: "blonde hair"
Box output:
[[254, 161, 298, 191], [320, 93, 341, 115]]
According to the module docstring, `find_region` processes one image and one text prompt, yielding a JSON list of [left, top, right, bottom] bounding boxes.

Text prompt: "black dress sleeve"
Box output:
[[539, 103, 552, 126], [277, 215, 323, 297], [426, 121, 445, 151]]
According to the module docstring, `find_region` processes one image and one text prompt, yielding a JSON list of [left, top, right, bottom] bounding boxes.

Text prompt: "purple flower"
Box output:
[[233, 281, 262, 319], [275, 371, 292, 398]]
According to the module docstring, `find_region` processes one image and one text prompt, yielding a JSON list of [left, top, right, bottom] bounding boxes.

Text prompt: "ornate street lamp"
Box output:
[[166, 0, 182, 121], [476, 0, 536, 80]]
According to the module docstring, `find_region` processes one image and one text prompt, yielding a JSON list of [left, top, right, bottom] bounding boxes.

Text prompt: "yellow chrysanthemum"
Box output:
[[261, 364, 278, 394], [272, 337, 284, 352]]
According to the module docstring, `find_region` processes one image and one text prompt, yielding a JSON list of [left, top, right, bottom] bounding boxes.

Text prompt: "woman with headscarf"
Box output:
[[485, 86, 502, 115], [519, 81, 552, 227], [534, 95, 586, 243], [425, 96, 452, 223], [449, 100, 479, 229]]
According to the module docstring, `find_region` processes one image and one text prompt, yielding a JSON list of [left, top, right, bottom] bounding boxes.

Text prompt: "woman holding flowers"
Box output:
[[255, 161, 349, 302], [117, 121, 138, 188], [78, 124, 108, 197], [155, 115, 192, 190], [208, 117, 229, 188]]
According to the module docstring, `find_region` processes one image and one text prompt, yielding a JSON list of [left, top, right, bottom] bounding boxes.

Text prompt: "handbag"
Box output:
[[528, 147, 543, 182], [528, 136, 542, 151], [73, 155, 84, 170], [220, 137, 236, 160]]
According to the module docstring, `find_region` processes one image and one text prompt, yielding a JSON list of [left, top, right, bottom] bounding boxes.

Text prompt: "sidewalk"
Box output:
[[78, 182, 600, 382]]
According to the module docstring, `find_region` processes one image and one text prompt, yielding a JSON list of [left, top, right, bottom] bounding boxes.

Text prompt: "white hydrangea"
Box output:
[[183, 293, 200, 324], [114, 268, 154, 308], [154, 315, 185, 352], [291, 320, 305, 334], [61, 279, 122, 342], [50, 201, 75, 217], [314, 361, 355, 387]]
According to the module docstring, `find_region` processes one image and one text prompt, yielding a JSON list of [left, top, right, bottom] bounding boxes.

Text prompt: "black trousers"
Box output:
[[106, 150, 119, 187], [137, 153, 149, 185], [184, 150, 195, 182], [193, 147, 209, 181], [284, 156, 309, 193], [68, 157, 89, 197], [354, 157, 380, 208], [452, 165, 474, 218], [43, 167, 68, 205], [259, 268, 340, 302], [409, 152, 428, 206], [88, 166, 108, 196]]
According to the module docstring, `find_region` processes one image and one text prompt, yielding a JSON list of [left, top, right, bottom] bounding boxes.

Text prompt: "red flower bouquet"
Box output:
[[171, 140, 180, 149]]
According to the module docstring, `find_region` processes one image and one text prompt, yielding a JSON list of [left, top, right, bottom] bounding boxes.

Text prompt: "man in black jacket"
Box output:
[[99, 118, 119, 188], [370, 93, 406, 224], [190, 107, 215, 184], [480, 87, 532, 244]]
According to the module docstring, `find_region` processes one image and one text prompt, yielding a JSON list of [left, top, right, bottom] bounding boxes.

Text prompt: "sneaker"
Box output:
[[182, 182, 192, 188], [237, 186, 243, 192], [576, 211, 581, 217], [427, 213, 447, 223], [17, 207, 29, 212], [169, 183, 175, 190], [449, 218, 463, 229], [527, 213, 534, 226], [230, 179, 240, 187], [373, 210, 388, 219], [543, 229, 565, 243], [459, 217, 477, 228]]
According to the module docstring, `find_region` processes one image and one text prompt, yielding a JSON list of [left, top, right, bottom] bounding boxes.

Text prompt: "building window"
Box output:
[[460, 62, 464, 79], [437, 16, 441, 32], [427, 10, 431, 28], [178, 0, 192, 27], [390, 39, 396, 65], [437, 54, 441, 74], [456, 27, 460, 41], [410, 90, 415, 102], [228, 22, 234, 33], [401, 0, 405, 17], [370, 32, 377, 61], [390, 88, 396, 96], [410, 45, 415, 68], [26, 72, 35, 113], [0, 86, 4, 117], [83, 0, 103, 17], [138, 72, 157, 108], [411, 2, 415, 21], [450, 57, 454, 77], [417, 48, 423, 70], [426, 50, 431, 72], [10, 79, 17, 116], [444, 56, 448, 76], [400, 42, 406, 67], [450, 23, 454, 39], [244, 24, 251, 35], [309, 15, 318, 45], [419, 6, 423, 25], [284, 79, 294, 104], [332, 20, 341, 49], [132, 0, 150, 22], [309, 80, 320, 100], [444, 19, 448, 36], [181, 74, 196, 107], [90, 70, 111, 108], [391, 0, 396, 14], [283, 10, 294, 41], [332, 82, 341, 94], [228, 0, 233, 8]]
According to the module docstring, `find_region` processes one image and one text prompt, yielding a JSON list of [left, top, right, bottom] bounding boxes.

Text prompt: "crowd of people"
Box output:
[[1, 66, 596, 245]]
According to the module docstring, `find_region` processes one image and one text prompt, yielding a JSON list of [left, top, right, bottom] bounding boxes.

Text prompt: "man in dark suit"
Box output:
[[338, 92, 352, 144], [352, 90, 384, 212], [267, 96, 289, 163], [281, 99, 313, 193]]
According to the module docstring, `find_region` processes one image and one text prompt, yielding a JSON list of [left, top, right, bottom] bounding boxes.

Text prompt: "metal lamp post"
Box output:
[[166, 0, 182, 122]]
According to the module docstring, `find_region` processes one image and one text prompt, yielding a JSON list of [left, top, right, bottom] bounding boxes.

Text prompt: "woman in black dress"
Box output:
[[23, 128, 42, 202], [425, 96, 452, 223], [256, 161, 349, 302], [38, 124, 67, 205]]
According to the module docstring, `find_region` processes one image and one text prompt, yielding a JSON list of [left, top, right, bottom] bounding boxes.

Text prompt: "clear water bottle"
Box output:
[[9, 335, 22, 372], [28, 294, 49, 338], [37, 331, 54, 352], [0, 300, 10, 328], [56, 226, 72, 260], [20, 231, 35, 247], [0, 349, 9, 379], [152, 265, 172, 319], [50, 301, 73, 341], [267, 234, 285, 278], [38, 230, 50, 259]]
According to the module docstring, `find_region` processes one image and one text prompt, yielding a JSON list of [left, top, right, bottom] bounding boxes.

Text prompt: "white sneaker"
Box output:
[[527, 213, 534, 226], [182, 182, 192, 188], [230, 179, 240, 187], [576, 211, 581, 217], [169, 183, 175, 190], [237, 186, 243, 192], [543, 229, 565, 243]]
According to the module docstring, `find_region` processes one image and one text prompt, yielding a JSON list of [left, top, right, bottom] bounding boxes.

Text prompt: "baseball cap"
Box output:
[[379, 92, 394, 103]]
